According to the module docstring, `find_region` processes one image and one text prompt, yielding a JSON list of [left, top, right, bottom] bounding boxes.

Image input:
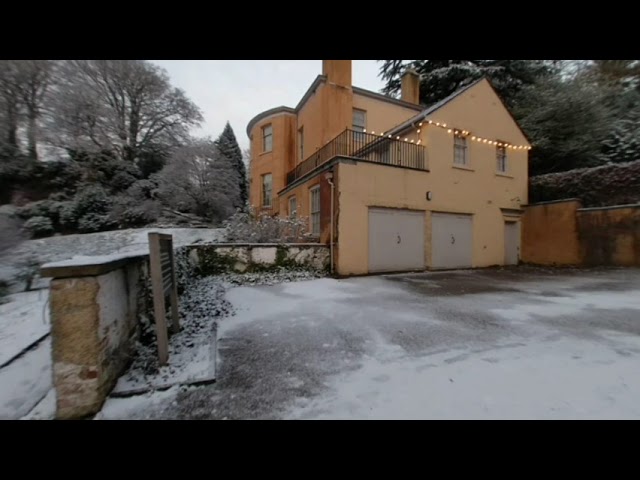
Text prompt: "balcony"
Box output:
[[286, 128, 428, 185]]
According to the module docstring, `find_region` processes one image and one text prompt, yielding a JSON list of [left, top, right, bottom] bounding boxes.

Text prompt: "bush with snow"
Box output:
[[530, 160, 640, 207], [223, 209, 313, 243], [24, 216, 54, 238]]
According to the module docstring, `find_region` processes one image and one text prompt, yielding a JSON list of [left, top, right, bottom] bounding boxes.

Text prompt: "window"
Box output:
[[310, 185, 320, 236], [298, 127, 304, 161], [262, 124, 273, 153], [289, 196, 297, 218], [352, 109, 366, 132], [496, 144, 507, 173], [454, 132, 468, 166], [262, 173, 272, 207]]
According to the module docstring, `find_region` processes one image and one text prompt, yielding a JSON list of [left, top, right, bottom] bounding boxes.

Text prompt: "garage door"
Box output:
[[431, 212, 473, 269], [368, 208, 425, 273]]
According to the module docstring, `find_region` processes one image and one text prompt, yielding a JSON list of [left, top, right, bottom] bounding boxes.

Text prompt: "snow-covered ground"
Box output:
[[98, 267, 640, 420], [0, 227, 225, 290], [0, 289, 49, 367]]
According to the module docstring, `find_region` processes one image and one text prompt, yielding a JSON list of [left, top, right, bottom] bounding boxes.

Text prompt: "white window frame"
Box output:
[[262, 124, 273, 153], [262, 173, 272, 207], [453, 132, 468, 166], [310, 185, 321, 236], [288, 196, 297, 218], [352, 109, 366, 132], [496, 144, 507, 173]]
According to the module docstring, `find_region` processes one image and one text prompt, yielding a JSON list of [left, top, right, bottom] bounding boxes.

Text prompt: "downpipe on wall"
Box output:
[[325, 171, 335, 274]]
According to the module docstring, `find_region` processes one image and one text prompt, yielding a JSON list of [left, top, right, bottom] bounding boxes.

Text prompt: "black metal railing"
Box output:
[[286, 129, 428, 185]]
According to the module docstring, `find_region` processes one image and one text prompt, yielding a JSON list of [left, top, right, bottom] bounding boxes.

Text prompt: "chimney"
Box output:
[[322, 60, 352, 88], [401, 68, 420, 104]]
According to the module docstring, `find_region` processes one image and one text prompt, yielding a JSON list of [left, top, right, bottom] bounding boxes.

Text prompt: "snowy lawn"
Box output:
[[99, 267, 640, 420]]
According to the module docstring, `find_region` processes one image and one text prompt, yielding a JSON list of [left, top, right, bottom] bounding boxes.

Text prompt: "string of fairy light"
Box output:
[[363, 119, 532, 150]]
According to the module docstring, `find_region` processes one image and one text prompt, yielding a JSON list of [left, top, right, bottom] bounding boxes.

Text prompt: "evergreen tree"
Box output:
[[602, 92, 640, 163], [379, 60, 553, 107], [215, 122, 247, 210]]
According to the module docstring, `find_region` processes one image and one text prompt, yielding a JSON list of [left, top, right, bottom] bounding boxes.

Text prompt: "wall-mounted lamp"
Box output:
[[324, 171, 334, 180], [426, 191, 433, 201]]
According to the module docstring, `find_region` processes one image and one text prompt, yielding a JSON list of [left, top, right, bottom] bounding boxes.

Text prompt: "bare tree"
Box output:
[[18, 60, 56, 160], [0, 61, 23, 152], [50, 60, 203, 162], [156, 138, 240, 222]]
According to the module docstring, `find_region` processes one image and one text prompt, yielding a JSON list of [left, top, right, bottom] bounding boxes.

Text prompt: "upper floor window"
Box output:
[[262, 124, 273, 153], [454, 132, 468, 166], [496, 144, 507, 173], [298, 127, 304, 161], [310, 185, 321, 236], [262, 173, 272, 207], [352, 109, 366, 132]]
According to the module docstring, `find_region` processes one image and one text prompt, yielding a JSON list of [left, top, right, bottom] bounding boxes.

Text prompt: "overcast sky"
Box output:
[[152, 60, 386, 151]]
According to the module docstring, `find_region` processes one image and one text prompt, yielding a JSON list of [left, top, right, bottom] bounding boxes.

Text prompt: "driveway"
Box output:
[[99, 267, 640, 420]]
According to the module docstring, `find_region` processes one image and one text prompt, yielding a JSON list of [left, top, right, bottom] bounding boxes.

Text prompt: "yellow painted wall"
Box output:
[[352, 93, 419, 135], [336, 79, 529, 275], [248, 113, 295, 213]]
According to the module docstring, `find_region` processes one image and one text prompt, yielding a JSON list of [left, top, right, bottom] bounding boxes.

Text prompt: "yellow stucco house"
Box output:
[[246, 60, 531, 276]]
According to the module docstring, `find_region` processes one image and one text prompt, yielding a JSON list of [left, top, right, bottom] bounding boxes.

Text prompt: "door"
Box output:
[[431, 213, 473, 269], [504, 221, 520, 265], [368, 208, 425, 273]]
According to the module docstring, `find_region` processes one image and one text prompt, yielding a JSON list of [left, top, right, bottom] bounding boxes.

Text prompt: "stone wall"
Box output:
[[40, 242, 329, 419], [42, 253, 148, 419], [184, 243, 330, 276]]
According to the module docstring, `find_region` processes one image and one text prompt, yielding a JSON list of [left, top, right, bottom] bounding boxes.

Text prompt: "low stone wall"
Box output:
[[183, 243, 330, 276], [40, 242, 329, 419], [41, 253, 149, 419]]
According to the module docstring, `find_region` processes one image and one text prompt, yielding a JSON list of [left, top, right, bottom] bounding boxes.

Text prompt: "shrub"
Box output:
[[77, 213, 117, 233], [530, 160, 640, 207], [224, 208, 312, 243], [24, 216, 54, 238]]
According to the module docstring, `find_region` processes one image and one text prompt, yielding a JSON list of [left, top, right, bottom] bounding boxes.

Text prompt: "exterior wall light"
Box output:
[[426, 191, 433, 201]]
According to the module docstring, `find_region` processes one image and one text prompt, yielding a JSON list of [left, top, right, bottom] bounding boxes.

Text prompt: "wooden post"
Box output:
[[168, 246, 181, 333], [148, 232, 169, 366]]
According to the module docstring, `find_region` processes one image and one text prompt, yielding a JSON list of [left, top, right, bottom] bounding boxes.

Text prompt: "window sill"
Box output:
[[495, 172, 513, 178], [259, 150, 272, 157], [452, 164, 475, 172]]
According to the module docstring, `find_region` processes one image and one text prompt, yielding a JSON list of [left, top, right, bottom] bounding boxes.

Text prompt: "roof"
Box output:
[[384, 77, 485, 137], [384, 77, 531, 145], [246, 75, 423, 138]]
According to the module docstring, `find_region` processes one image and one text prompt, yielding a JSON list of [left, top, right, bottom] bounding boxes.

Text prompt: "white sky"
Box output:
[[152, 60, 386, 151]]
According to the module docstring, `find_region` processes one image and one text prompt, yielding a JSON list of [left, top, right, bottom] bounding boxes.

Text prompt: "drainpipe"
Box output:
[[325, 171, 335, 274]]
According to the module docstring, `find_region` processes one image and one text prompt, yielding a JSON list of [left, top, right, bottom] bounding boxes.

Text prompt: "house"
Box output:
[[246, 60, 531, 276]]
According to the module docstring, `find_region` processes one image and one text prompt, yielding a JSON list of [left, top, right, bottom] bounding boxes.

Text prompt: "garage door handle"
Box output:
[[397, 235, 401, 244], [451, 235, 455, 244]]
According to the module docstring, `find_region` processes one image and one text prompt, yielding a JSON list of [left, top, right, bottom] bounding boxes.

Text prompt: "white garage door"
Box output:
[[431, 212, 473, 269], [368, 208, 425, 273]]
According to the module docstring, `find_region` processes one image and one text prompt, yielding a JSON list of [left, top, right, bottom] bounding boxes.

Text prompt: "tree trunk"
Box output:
[[6, 103, 18, 149], [27, 111, 38, 160]]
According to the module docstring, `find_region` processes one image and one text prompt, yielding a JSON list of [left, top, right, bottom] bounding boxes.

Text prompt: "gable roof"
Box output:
[[384, 77, 530, 145], [383, 77, 485, 137]]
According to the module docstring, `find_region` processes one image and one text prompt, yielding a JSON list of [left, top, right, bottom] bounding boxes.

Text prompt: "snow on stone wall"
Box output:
[[185, 244, 330, 276]]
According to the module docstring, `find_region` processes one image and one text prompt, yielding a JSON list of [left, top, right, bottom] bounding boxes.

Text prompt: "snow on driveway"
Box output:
[[99, 267, 640, 420]]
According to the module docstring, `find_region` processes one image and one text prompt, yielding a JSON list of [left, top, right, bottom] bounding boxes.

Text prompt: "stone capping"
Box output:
[[40, 243, 328, 279], [40, 252, 148, 279], [523, 198, 582, 207], [577, 203, 640, 213]]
